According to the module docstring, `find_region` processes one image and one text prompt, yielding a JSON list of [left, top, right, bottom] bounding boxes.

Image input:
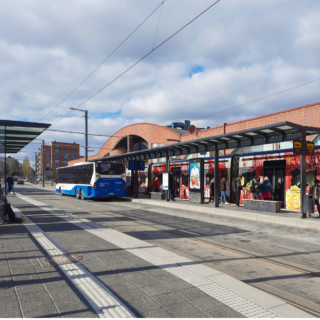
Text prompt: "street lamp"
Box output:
[[70, 108, 88, 162]]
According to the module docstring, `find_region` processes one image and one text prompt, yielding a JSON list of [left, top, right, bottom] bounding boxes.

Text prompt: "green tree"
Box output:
[[22, 156, 32, 177]]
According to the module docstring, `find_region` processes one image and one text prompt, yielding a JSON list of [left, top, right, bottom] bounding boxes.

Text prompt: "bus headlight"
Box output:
[[93, 183, 97, 190]]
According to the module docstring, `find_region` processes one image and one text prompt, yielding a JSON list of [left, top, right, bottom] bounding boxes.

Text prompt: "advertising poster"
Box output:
[[162, 172, 169, 190], [190, 162, 201, 189]]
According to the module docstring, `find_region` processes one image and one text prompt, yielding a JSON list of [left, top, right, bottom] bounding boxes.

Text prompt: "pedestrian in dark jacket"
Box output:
[[252, 175, 260, 200], [310, 179, 320, 217], [220, 178, 229, 204], [234, 176, 242, 206], [6, 175, 16, 195], [209, 178, 214, 204], [261, 177, 272, 200]]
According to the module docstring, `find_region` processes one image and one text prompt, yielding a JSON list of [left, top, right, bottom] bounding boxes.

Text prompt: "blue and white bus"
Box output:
[[55, 162, 126, 199]]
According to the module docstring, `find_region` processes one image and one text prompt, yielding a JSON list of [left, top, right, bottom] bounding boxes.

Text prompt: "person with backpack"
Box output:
[[261, 177, 272, 200], [252, 175, 261, 200]]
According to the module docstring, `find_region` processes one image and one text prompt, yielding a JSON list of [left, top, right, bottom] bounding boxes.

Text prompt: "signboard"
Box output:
[[307, 141, 315, 156], [293, 140, 315, 156], [293, 140, 302, 155], [139, 161, 145, 171], [190, 162, 201, 189], [128, 160, 135, 170], [162, 172, 169, 190]]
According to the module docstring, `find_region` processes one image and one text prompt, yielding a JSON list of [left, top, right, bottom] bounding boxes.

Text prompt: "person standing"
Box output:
[[261, 177, 272, 200], [171, 175, 176, 201], [6, 175, 16, 195], [252, 175, 260, 200], [152, 177, 160, 192], [220, 177, 229, 204], [310, 179, 320, 217], [209, 178, 214, 204], [234, 175, 242, 206]]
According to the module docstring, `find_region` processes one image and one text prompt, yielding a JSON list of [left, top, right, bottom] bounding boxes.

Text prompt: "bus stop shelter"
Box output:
[[94, 121, 320, 218], [0, 119, 51, 189]]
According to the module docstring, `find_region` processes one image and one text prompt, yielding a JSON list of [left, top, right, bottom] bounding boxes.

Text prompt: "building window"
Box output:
[[55, 165, 59, 169], [47, 154, 49, 159], [55, 149, 59, 153], [72, 150, 77, 155], [72, 155, 77, 160], [64, 155, 68, 160], [64, 161, 68, 166], [64, 150, 68, 154], [55, 160, 59, 164], [55, 155, 59, 160]]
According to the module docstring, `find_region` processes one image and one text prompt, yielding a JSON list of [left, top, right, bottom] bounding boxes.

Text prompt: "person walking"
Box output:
[[261, 177, 272, 200], [209, 178, 214, 204], [234, 175, 242, 206], [220, 177, 229, 204], [252, 175, 260, 200], [6, 175, 16, 195]]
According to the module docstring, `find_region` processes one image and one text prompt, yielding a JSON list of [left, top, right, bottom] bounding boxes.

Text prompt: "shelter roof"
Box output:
[[93, 121, 320, 162], [0, 119, 51, 154]]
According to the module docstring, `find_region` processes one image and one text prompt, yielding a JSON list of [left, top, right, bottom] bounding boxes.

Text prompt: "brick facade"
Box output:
[[37, 141, 80, 177], [70, 102, 320, 164]]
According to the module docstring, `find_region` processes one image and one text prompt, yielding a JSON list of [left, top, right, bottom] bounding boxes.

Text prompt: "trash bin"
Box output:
[[303, 194, 315, 213]]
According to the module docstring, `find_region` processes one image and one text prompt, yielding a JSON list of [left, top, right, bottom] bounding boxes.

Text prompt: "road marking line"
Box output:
[[12, 205, 135, 319], [13, 193, 288, 318]]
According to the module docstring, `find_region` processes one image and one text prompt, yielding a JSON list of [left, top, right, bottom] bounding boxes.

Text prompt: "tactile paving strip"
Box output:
[[20, 214, 135, 318]]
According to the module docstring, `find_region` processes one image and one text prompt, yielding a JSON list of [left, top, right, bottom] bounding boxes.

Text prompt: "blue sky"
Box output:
[[1, 0, 320, 161]]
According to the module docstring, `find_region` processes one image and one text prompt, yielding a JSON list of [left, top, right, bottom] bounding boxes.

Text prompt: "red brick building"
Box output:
[[69, 102, 320, 165], [37, 141, 80, 178]]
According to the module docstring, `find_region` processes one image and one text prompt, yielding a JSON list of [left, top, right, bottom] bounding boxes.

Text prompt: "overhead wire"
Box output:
[[39, 1, 164, 122], [50, 0, 221, 127], [152, 0, 165, 50], [194, 78, 320, 121]]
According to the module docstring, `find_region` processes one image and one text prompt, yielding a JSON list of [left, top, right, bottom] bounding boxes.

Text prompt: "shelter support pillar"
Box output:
[[134, 165, 138, 199], [214, 145, 219, 207], [42, 140, 45, 187], [300, 130, 307, 219], [166, 156, 170, 201]]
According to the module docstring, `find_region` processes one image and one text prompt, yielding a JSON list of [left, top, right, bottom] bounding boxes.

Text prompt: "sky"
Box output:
[[1, 0, 320, 162]]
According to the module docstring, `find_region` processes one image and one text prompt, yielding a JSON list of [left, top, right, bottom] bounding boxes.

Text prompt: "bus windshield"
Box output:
[[95, 162, 125, 175]]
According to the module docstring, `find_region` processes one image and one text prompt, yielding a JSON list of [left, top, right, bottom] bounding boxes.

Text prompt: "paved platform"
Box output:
[[0, 189, 313, 318]]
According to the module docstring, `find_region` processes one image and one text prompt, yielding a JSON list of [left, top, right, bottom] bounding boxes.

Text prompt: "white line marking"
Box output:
[[12, 205, 135, 319], [15, 193, 283, 318]]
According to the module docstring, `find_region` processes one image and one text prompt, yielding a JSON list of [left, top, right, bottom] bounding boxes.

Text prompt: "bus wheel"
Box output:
[[60, 188, 64, 196], [76, 188, 80, 199], [80, 189, 85, 200]]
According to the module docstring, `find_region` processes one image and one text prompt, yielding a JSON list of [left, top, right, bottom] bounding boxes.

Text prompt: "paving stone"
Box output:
[[152, 291, 186, 307], [116, 287, 149, 303], [141, 283, 173, 297], [165, 301, 208, 318], [176, 287, 208, 301], [97, 273, 127, 285], [107, 280, 138, 294], [206, 306, 246, 318], [190, 296, 227, 311], [128, 297, 162, 313], [141, 307, 174, 318]]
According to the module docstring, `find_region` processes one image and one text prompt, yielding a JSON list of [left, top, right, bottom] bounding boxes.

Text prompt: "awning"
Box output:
[[0, 119, 50, 154]]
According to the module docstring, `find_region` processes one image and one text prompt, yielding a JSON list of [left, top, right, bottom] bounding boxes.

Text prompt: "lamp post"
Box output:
[[70, 108, 88, 162]]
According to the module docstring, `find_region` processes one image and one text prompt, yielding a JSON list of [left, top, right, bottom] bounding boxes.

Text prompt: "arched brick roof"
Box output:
[[69, 123, 180, 165]]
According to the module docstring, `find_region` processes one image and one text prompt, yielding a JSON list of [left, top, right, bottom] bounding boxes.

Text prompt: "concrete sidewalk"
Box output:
[[0, 191, 313, 318]]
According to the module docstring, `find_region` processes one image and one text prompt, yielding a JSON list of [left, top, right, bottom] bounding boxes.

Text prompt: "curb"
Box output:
[[131, 199, 320, 231]]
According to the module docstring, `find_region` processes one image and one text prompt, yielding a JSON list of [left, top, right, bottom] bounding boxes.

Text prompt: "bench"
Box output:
[[149, 192, 166, 201], [243, 199, 282, 213]]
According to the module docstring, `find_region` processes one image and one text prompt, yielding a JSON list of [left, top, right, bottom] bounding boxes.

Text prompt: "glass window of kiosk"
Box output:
[[151, 172, 163, 190], [182, 172, 189, 187], [290, 168, 315, 188], [139, 171, 147, 185]]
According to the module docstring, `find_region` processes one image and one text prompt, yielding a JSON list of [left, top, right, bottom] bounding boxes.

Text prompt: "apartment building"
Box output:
[[36, 141, 80, 178]]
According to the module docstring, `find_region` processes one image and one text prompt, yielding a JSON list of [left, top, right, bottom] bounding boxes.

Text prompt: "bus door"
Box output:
[[263, 160, 286, 207], [171, 167, 181, 198]]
